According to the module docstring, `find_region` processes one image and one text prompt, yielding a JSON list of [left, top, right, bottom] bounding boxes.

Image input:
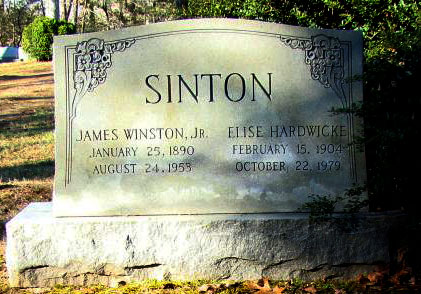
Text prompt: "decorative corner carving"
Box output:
[[280, 34, 346, 107], [66, 37, 135, 184], [71, 38, 136, 120]]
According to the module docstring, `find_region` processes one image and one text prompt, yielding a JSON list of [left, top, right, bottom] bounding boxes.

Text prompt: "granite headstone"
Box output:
[[53, 19, 365, 216]]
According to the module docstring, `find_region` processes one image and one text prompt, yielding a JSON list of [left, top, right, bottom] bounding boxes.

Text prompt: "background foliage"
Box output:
[[22, 16, 75, 60], [76, 0, 175, 33], [0, 0, 43, 47]]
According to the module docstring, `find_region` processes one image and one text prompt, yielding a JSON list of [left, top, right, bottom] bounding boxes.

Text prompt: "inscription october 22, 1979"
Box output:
[[53, 19, 366, 216]]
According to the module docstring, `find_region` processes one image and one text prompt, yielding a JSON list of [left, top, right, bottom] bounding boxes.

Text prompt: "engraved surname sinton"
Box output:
[[144, 72, 273, 104]]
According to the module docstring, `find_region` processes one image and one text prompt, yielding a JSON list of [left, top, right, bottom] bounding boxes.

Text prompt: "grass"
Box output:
[[0, 60, 54, 200], [0, 276, 393, 294], [0, 61, 54, 293]]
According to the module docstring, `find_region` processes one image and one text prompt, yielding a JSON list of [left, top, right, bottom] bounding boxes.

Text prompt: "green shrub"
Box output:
[[22, 17, 53, 61], [22, 16, 75, 61], [57, 20, 76, 36]]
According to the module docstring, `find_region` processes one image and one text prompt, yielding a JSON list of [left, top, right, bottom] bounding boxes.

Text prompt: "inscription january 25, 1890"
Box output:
[[53, 19, 365, 216]]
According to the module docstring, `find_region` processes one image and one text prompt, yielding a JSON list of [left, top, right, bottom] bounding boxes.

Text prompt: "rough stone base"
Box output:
[[6, 203, 406, 287]]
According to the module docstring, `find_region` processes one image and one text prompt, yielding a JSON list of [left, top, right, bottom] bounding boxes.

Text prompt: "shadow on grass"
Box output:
[[0, 160, 54, 182], [0, 73, 53, 81], [0, 184, 15, 190], [0, 107, 54, 138], [4, 96, 54, 101], [1, 221, 4, 239], [0, 80, 54, 92]]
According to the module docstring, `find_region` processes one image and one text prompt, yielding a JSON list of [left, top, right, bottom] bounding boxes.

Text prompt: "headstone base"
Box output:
[[6, 203, 405, 288]]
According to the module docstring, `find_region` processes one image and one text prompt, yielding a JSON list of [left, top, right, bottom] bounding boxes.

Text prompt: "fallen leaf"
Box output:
[[273, 286, 285, 294], [303, 286, 317, 293], [368, 271, 385, 285], [245, 278, 273, 293], [357, 273, 370, 285], [198, 284, 215, 293], [390, 269, 412, 285], [410, 276, 416, 286], [245, 280, 262, 291], [261, 277, 271, 289]]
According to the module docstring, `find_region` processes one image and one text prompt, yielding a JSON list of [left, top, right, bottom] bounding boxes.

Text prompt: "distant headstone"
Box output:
[[53, 19, 365, 216], [0, 47, 28, 62]]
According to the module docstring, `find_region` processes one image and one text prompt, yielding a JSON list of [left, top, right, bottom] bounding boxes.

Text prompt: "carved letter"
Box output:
[[251, 73, 272, 101], [145, 75, 161, 104]]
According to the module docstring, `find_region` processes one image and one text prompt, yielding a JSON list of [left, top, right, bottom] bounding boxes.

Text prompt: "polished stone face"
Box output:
[[53, 19, 365, 216]]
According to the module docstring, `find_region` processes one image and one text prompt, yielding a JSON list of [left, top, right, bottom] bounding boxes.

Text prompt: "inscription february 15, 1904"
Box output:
[[53, 19, 365, 216]]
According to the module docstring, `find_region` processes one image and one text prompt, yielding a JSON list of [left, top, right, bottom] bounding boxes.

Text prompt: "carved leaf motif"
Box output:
[[280, 34, 346, 107], [71, 38, 135, 120], [280, 36, 312, 50]]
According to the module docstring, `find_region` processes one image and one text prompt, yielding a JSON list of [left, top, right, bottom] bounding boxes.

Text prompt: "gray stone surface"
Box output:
[[7, 203, 405, 287], [53, 19, 365, 216]]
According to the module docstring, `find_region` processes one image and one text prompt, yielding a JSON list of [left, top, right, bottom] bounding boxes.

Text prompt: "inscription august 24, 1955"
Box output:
[[53, 19, 365, 216]]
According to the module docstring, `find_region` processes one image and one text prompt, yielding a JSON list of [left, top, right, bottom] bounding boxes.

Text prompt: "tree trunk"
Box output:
[[40, 0, 46, 16], [81, 0, 88, 32], [73, 0, 79, 28], [15, 7, 22, 46], [118, 0, 124, 27], [61, 0, 73, 21], [101, 0, 110, 29], [61, 0, 66, 20]]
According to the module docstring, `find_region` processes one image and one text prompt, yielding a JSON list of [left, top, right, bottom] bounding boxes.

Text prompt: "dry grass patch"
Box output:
[[0, 130, 54, 164], [0, 131, 54, 181], [0, 61, 54, 122], [0, 61, 54, 221], [0, 61, 55, 293], [0, 179, 52, 221], [0, 240, 10, 294]]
